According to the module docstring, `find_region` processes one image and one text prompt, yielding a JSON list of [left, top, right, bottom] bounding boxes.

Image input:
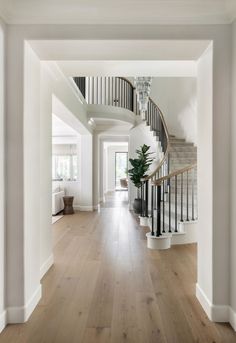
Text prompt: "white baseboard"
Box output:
[[171, 222, 198, 245], [40, 254, 54, 279], [196, 283, 229, 322], [74, 205, 93, 211], [229, 307, 236, 331], [0, 310, 6, 333], [93, 204, 101, 211], [196, 283, 212, 319], [7, 284, 42, 323]]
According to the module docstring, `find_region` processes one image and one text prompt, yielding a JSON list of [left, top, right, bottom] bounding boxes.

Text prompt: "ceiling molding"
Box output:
[[0, 0, 235, 25]]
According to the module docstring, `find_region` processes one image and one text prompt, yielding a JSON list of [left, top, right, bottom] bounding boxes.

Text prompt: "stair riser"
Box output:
[[169, 153, 197, 158], [170, 147, 197, 152]]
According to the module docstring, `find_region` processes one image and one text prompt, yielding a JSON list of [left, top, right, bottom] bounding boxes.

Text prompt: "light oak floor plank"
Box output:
[[0, 191, 236, 343]]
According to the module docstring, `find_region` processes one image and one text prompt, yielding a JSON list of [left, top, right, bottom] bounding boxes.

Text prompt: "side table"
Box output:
[[63, 196, 74, 214]]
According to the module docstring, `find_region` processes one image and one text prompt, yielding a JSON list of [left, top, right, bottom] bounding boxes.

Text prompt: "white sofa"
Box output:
[[52, 190, 65, 215]]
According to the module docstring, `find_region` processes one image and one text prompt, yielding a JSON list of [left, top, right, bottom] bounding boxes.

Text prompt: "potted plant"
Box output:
[[128, 144, 154, 214]]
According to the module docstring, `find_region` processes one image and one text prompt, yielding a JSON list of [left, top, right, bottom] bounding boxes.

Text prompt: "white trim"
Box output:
[[74, 205, 93, 211], [146, 232, 172, 250], [211, 305, 229, 322], [40, 254, 54, 279], [93, 204, 101, 211], [196, 283, 213, 320], [196, 283, 229, 322], [7, 285, 42, 323], [229, 307, 236, 331], [0, 310, 6, 333]]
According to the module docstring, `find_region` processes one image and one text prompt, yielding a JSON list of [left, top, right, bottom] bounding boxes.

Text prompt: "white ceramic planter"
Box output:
[[146, 232, 172, 250]]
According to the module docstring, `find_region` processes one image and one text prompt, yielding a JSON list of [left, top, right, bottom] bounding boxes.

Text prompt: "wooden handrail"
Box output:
[[152, 163, 197, 186]]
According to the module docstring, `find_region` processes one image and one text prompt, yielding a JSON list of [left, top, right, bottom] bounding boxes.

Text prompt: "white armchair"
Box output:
[[52, 190, 65, 215]]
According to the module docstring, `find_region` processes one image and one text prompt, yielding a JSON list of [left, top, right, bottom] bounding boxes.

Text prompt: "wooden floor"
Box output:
[[1, 193, 236, 343]]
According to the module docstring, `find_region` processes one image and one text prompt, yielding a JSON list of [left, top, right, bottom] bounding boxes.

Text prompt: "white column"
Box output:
[[196, 44, 214, 311], [93, 133, 100, 208], [39, 63, 53, 279], [79, 134, 93, 210], [0, 20, 6, 331], [6, 38, 41, 322]]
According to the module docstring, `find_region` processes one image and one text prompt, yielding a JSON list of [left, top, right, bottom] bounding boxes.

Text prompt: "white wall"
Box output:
[[0, 18, 6, 331], [129, 120, 159, 207], [3, 23, 233, 330], [104, 145, 128, 192], [40, 64, 93, 276], [230, 19, 236, 329], [151, 77, 197, 144]]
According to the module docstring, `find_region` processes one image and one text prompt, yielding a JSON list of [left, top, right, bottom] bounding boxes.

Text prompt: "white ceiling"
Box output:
[[0, 0, 236, 25], [29, 40, 210, 61], [57, 60, 197, 77], [52, 114, 78, 137]]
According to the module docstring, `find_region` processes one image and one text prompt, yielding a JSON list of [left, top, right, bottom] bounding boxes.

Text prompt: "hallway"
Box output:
[[101, 191, 128, 208], [0, 205, 235, 342]]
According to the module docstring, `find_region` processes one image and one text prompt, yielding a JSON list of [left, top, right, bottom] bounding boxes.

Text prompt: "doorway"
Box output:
[[115, 152, 128, 190]]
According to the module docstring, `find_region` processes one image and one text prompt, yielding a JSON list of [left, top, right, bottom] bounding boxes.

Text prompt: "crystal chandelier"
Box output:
[[134, 77, 152, 119]]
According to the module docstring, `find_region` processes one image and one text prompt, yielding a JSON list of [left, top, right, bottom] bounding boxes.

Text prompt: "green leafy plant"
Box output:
[[128, 144, 154, 198]]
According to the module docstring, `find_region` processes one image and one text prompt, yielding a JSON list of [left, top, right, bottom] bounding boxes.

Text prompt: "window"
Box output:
[[115, 152, 128, 189], [52, 155, 78, 181]]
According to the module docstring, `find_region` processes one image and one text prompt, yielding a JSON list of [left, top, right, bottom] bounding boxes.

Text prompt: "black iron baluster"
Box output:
[[131, 84, 134, 112], [151, 185, 154, 236], [180, 172, 183, 222], [112, 77, 114, 105], [152, 103, 154, 129], [127, 83, 130, 110], [162, 180, 165, 233], [168, 152, 170, 175], [175, 175, 178, 232], [140, 182, 143, 217], [117, 78, 120, 107], [154, 106, 156, 132], [114, 77, 117, 106], [192, 168, 195, 220], [123, 79, 125, 109], [156, 184, 161, 237], [145, 180, 149, 218], [126, 82, 128, 110], [124, 82, 127, 108], [186, 170, 189, 221], [169, 180, 171, 232]]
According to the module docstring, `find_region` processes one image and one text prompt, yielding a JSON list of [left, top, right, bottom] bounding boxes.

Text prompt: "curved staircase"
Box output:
[[73, 76, 198, 250]]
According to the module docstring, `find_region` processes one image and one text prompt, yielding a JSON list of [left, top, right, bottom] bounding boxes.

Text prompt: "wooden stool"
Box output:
[[63, 196, 74, 214]]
